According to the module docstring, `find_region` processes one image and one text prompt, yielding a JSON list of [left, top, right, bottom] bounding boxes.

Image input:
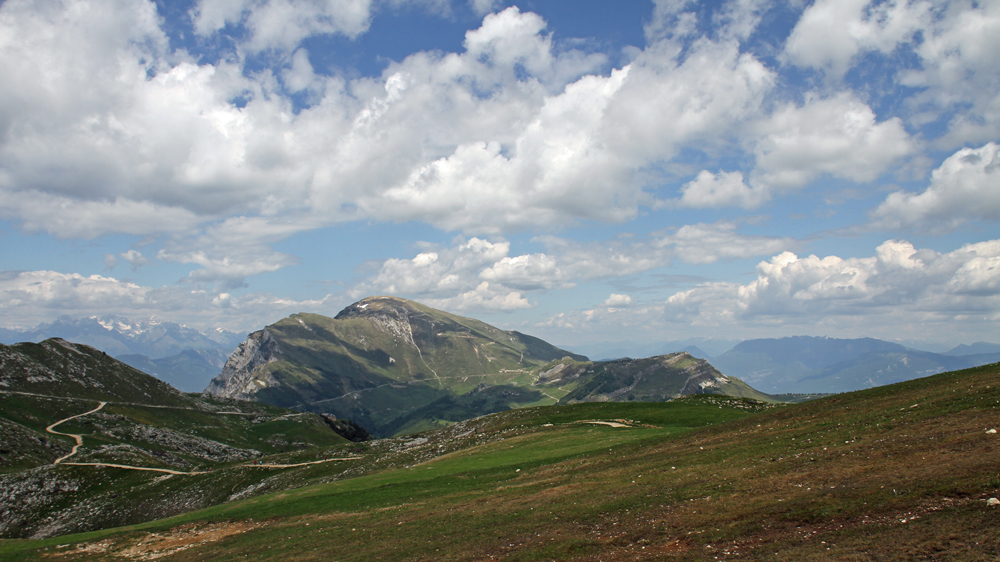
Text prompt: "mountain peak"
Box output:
[[334, 296, 422, 320]]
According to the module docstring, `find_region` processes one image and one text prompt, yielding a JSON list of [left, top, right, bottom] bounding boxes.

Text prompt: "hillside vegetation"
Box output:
[[3, 362, 997, 560], [0, 339, 352, 538]]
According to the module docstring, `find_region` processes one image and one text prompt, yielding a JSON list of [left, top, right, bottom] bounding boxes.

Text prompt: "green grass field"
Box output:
[[2, 364, 998, 560]]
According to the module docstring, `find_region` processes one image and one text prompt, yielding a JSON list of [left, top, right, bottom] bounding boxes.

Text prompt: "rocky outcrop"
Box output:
[[203, 329, 281, 399]]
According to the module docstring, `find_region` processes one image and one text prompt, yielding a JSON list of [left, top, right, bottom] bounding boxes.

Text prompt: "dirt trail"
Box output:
[[46, 401, 107, 463], [57, 462, 209, 475], [240, 457, 358, 468], [38, 393, 357, 475]]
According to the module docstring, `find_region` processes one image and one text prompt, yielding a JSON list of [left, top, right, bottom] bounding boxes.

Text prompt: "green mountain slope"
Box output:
[[5, 362, 998, 561], [0, 339, 351, 539], [204, 296, 589, 435], [547, 352, 771, 403], [205, 297, 768, 436]]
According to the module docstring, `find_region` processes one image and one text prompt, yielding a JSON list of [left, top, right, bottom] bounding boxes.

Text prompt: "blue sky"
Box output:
[[0, 0, 998, 351]]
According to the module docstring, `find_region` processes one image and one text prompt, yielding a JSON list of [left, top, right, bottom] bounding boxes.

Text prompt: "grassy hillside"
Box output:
[[0, 340, 355, 539], [0, 339, 194, 407], [3, 362, 997, 560]]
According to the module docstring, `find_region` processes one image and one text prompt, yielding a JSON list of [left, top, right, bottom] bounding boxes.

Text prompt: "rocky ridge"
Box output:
[[204, 329, 282, 400]]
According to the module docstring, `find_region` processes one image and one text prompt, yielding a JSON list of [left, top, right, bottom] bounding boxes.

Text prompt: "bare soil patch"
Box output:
[[43, 521, 263, 560]]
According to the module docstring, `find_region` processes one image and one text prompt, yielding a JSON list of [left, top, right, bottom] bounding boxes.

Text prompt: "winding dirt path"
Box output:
[[41, 397, 357, 475], [46, 401, 107, 464], [239, 457, 358, 468], [56, 462, 209, 475]]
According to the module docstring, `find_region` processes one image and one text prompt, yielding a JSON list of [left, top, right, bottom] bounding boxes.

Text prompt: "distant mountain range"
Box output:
[[711, 336, 1000, 394], [205, 296, 763, 436], [570, 338, 741, 361], [0, 315, 246, 393], [0, 315, 244, 358], [117, 348, 231, 393]]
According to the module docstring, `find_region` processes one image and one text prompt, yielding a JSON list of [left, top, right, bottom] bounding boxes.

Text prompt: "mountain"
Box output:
[[205, 296, 589, 436], [712, 336, 1000, 393], [945, 341, 1000, 356], [0, 338, 349, 539], [0, 315, 243, 359], [118, 348, 229, 393], [544, 353, 769, 403], [205, 297, 767, 436]]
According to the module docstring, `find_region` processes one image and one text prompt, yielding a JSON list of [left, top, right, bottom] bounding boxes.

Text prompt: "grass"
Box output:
[[3, 364, 999, 560]]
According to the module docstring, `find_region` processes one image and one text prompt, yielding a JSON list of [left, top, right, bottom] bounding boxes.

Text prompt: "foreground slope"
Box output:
[[6, 362, 998, 561]]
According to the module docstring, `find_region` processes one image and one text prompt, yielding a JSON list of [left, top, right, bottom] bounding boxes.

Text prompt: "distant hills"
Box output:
[[711, 336, 1000, 393], [117, 348, 230, 393], [0, 314, 244, 358], [205, 296, 763, 436]]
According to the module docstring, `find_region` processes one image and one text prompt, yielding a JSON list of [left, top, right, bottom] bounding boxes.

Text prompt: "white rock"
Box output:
[[987, 498, 1000, 507], [986, 429, 997, 434]]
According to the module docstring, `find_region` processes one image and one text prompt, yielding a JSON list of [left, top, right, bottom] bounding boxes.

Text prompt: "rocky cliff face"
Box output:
[[204, 329, 281, 399]]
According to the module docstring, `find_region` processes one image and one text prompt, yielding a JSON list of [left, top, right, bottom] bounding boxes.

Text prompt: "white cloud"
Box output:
[[282, 48, 318, 93], [784, 0, 1000, 144], [351, 237, 511, 298], [675, 170, 768, 209], [653, 222, 794, 265], [0, 269, 343, 332], [191, 0, 373, 52], [479, 253, 570, 291], [604, 293, 633, 307], [468, 0, 500, 17], [423, 281, 533, 313], [0, 2, 783, 258], [784, 0, 928, 77], [751, 92, 913, 191], [663, 240, 1000, 332], [353, 223, 795, 313], [120, 250, 149, 270], [873, 142, 1000, 231]]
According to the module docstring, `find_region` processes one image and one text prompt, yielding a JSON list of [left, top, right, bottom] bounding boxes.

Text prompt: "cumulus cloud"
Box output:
[[191, 0, 374, 52], [0, 269, 342, 331], [120, 250, 150, 270], [350, 237, 544, 313], [663, 240, 1000, 330], [652, 222, 794, 265], [423, 281, 533, 313], [751, 92, 913, 191], [604, 293, 633, 307], [873, 142, 1000, 231], [784, 0, 927, 77], [785, 0, 1000, 144], [0, 1, 787, 250], [468, 0, 500, 17], [675, 170, 767, 209], [352, 223, 796, 313]]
